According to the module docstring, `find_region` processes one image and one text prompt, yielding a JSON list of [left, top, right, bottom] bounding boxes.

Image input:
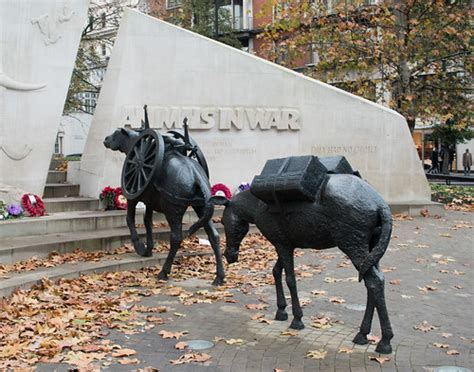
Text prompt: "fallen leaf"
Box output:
[[453, 285, 463, 289], [338, 347, 353, 354], [259, 318, 273, 325], [118, 358, 139, 365], [175, 342, 188, 350], [441, 333, 453, 338], [146, 316, 165, 324], [414, 321, 438, 332], [389, 279, 401, 285], [280, 330, 298, 337], [329, 297, 346, 304], [174, 312, 186, 317], [367, 334, 380, 344], [251, 313, 265, 320], [112, 348, 137, 357], [447, 350, 460, 355], [170, 352, 211, 365], [440, 233, 452, 238], [433, 343, 449, 349], [158, 330, 188, 340], [245, 303, 268, 310], [419, 285, 437, 293], [225, 338, 245, 345], [306, 349, 327, 360], [368, 356, 391, 365], [311, 289, 327, 296]]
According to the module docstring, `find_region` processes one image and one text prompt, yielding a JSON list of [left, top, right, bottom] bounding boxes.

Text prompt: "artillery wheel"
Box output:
[[167, 129, 210, 178], [121, 129, 164, 200]]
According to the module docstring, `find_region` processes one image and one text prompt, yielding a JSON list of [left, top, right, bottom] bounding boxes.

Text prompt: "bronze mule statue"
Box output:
[[214, 155, 394, 354], [103, 114, 225, 285]]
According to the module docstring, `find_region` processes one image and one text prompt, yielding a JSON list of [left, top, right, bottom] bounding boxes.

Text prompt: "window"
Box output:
[[101, 43, 106, 56], [101, 12, 106, 28], [166, 0, 182, 9]]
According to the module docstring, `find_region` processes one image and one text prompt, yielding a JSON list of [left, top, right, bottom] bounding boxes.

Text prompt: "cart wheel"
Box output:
[[167, 129, 210, 178], [121, 129, 164, 200]]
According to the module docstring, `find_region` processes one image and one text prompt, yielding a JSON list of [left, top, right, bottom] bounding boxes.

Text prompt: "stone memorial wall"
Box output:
[[0, 0, 89, 196], [75, 9, 430, 205]]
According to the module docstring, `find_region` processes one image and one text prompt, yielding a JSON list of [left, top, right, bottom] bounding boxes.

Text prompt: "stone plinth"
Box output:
[[0, 0, 89, 196], [77, 9, 430, 205]]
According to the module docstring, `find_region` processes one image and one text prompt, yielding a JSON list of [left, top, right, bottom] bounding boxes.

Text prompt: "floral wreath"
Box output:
[[211, 183, 232, 200], [113, 187, 128, 210], [237, 182, 251, 193], [100, 186, 128, 210], [21, 194, 46, 217]]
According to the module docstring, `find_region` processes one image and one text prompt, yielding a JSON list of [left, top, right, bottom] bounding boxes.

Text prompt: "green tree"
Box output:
[[259, 0, 473, 137]]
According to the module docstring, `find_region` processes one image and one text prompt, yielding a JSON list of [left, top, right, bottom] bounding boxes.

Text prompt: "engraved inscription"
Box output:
[[120, 106, 301, 131], [311, 145, 378, 155]]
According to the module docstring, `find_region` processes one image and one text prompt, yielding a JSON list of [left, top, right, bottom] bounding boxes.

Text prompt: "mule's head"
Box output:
[[103, 128, 138, 154], [218, 200, 250, 264]]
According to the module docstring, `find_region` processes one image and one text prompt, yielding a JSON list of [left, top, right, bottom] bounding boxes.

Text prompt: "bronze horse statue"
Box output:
[[214, 161, 394, 354], [104, 119, 225, 286]]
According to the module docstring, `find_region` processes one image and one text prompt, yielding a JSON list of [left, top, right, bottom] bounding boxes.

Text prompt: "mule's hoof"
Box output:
[[375, 341, 392, 354], [275, 310, 288, 321], [212, 277, 225, 286], [157, 271, 169, 281], [289, 319, 305, 330], [143, 248, 153, 257], [352, 332, 369, 345], [134, 242, 148, 257]]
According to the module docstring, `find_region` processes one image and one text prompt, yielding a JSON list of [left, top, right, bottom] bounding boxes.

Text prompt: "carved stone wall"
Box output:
[[77, 9, 430, 204], [0, 0, 89, 196]]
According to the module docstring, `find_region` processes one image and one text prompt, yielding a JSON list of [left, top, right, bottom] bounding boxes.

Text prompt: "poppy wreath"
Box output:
[[113, 187, 128, 210], [21, 194, 46, 217], [211, 183, 232, 200]]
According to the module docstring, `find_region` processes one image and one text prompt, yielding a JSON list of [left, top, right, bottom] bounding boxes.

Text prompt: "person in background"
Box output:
[[428, 147, 439, 173], [462, 149, 472, 176]]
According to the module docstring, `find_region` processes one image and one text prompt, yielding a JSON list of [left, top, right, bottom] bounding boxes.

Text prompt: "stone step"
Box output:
[[0, 251, 210, 298], [49, 157, 64, 171], [46, 171, 67, 184], [0, 207, 223, 239], [0, 223, 229, 264], [43, 183, 80, 198], [43, 196, 99, 213]]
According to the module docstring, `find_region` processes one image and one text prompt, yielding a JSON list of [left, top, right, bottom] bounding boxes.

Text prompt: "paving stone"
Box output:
[[27, 211, 474, 371]]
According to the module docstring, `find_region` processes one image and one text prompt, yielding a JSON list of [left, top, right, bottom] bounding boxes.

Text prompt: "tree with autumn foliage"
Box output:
[[258, 0, 472, 140], [149, 0, 242, 48]]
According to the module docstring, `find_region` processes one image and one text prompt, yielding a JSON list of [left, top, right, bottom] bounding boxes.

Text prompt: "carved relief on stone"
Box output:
[[31, 0, 76, 45]]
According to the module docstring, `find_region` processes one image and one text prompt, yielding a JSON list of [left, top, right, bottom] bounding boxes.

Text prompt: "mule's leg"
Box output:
[[142, 206, 154, 257], [205, 221, 225, 286], [278, 247, 304, 330], [353, 283, 375, 345], [364, 265, 394, 354], [158, 211, 184, 281], [126, 200, 147, 257], [192, 206, 225, 285], [273, 257, 288, 321]]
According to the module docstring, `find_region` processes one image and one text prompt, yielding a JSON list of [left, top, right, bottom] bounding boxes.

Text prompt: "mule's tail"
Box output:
[[187, 164, 224, 236], [358, 204, 392, 279]]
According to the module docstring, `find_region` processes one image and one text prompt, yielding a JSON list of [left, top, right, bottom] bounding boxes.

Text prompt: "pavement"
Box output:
[[30, 211, 472, 371]]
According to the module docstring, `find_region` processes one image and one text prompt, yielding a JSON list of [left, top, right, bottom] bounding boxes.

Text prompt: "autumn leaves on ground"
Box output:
[[0, 209, 473, 370], [0, 235, 277, 369]]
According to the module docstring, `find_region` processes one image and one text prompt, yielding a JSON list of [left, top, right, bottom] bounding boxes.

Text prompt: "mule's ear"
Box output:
[[120, 128, 129, 136]]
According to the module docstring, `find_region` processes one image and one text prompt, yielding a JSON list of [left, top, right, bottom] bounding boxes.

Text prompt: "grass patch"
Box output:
[[431, 184, 473, 209]]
